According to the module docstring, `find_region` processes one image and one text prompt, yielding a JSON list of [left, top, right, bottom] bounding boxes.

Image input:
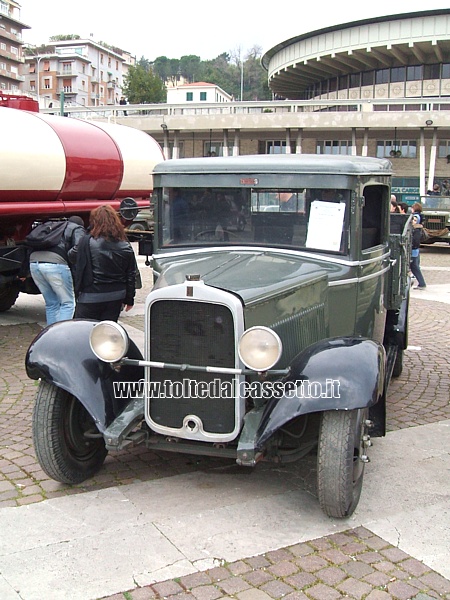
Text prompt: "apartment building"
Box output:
[[0, 0, 28, 93], [167, 82, 233, 104], [22, 38, 127, 109]]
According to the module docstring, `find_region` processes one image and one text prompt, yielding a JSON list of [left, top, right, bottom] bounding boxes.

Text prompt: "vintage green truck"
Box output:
[[420, 194, 450, 244], [26, 154, 412, 518]]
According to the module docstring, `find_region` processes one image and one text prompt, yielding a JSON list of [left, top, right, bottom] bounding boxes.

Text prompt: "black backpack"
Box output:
[[25, 221, 68, 250]]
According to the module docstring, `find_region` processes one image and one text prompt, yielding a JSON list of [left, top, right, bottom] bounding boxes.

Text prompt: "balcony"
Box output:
[[58, 86, 77, 95], [0, 68, 24, 82], [0, 29, 22, 43], [57, 70, 75, 77]]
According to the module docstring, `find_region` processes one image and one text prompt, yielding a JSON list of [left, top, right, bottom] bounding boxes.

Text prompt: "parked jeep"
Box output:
[[26, 155, 411, 518], [419, 194, 450, 244]]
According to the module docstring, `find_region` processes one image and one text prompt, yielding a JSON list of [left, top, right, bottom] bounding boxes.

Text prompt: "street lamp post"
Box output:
[[240, 60, 244, 101], [35, 55, 50, 108]]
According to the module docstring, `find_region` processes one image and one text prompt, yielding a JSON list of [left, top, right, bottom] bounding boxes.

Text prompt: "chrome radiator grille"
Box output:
[[148, 299, 236, 434]]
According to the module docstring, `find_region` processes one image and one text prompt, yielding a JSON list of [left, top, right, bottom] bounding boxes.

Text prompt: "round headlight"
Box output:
[[238, 327, 282, 371], [89, 321, 129, 362]]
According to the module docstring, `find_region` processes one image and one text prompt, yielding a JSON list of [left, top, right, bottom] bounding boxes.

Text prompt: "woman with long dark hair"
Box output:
[[74, 205, 137, 321]]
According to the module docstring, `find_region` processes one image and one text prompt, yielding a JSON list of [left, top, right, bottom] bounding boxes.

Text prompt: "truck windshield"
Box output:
[[158, 187, 350, 254], [421, 196, 450, 210]]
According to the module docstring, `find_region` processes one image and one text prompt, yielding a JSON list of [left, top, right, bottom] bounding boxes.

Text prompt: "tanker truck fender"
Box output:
[[252, 337, 386, 452], [25, 319, 144, 433]]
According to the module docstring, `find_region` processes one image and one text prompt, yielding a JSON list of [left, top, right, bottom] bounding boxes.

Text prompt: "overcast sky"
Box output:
[[19, 1, 450, 62]]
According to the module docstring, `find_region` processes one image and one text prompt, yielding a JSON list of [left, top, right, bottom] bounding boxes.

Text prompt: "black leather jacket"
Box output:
[[75, 236, 136, 306]]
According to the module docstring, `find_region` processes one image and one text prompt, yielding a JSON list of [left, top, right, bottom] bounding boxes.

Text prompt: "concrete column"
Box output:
[[426, 129, 438, 193], [162, 128, 170, 160], [223, 129, 229, 157], [233, 130, 240, 156], [419, 129, 426, 196], [361, 129, 369, 157], [172, 130, 180, 159], [351, 128, 357, 155], [285, 128, 291, 154], [296, 129, 303, 154]]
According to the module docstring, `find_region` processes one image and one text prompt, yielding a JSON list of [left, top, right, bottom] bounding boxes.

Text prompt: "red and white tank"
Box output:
[[0, 107, 164, 218]]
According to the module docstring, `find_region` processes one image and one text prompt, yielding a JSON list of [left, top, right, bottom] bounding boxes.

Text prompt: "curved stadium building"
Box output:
[[261, 8, 450, 200]]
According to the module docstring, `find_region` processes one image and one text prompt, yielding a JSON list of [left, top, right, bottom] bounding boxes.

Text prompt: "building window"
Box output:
[[376, 69, 389, 84], [200, 91, 207, 101], [44, 78, 51, 89], [390, 67, 405, 83], [30, 80, 35, 90], [0, 43, 6, 51], [317, 140, 352, 155], [266, 140, 287, 154], [10, 46, 18, 55], [442, 63, 450, 79], [186, 92, 193, 101], [203, 141, 233, 157], [438, 140, 450, 158], [406, 65, 422, 81], [361, 70, 374, 86], [376, 140, 417, 159], [424, 64, 440, 79], [43, 60, 50, 71], [100, 54, 104, 64]]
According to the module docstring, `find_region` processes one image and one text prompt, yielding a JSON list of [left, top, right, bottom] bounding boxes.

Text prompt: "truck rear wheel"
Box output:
[[32, 381, 107, 484], [0, 284, 19, 312], [317, 408, 368, 518]]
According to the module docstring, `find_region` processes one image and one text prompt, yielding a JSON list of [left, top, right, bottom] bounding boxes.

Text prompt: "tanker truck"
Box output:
[[0, 100, 164, 311]]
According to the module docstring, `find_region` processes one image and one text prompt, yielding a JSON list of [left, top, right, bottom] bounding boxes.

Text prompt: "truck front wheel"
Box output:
[[0, 283, 19, 312], [32, 381, 108, 484], [317, 408, 368, 518]]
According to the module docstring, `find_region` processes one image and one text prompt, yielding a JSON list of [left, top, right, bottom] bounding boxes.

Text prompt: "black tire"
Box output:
[[317, 408, 368, 518], [129, 222, 146, 232], [0, 284, 19, 312], [392, 347, 403, 378], [32, 381, 107, 484]]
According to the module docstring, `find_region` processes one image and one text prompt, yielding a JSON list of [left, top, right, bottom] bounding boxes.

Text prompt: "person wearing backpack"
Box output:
[[410, 203, 427, 290], [73, 205, 136, 322], [28, 216, 86, 325]]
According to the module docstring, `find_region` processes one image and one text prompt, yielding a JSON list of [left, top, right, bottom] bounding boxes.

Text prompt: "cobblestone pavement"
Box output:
[[0, 246, 449, 599]]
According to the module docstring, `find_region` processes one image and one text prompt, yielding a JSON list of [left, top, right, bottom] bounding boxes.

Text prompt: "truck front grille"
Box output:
[[422, 215, 446, 230], [148, 299, 236, 434]]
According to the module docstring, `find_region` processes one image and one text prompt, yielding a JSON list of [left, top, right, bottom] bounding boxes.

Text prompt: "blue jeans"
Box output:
[[30, 262, 75, 325], [410, 254, 426, 288]]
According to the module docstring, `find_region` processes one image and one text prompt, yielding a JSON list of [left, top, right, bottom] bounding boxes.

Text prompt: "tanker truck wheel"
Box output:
[[0, 283, 19, 312], [317, 408, 368, 518], [32, 381, 108, 484]]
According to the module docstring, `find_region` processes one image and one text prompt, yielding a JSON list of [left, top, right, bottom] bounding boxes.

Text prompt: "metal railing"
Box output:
[[39, 97, 450, 121]]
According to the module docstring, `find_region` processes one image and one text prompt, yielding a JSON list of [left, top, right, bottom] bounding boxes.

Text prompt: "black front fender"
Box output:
[[25, 319, 144, 433], [254, 337, 385, 451]]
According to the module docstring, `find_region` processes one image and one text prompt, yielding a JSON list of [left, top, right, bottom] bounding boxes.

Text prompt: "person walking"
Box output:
[[410, 202, 427, 290], [29, 216, 85, 325], [74, 205, 136, 321]]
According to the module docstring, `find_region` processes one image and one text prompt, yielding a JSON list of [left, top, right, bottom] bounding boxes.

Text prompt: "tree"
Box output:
[[49, 34, 81, 41], [179, 55, 202, 83], [122, 64, 167, 103]]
